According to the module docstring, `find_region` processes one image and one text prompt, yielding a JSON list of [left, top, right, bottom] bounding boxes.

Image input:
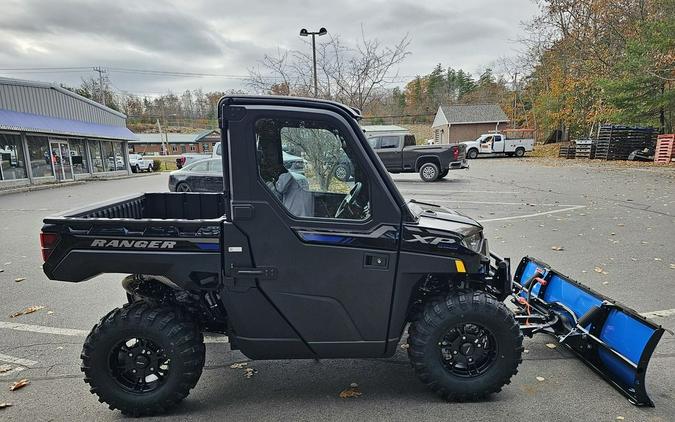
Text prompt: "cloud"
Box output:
[[0, 0, 540, 95]]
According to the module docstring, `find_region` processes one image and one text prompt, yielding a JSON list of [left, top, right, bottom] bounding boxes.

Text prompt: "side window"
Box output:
[[189, 161, 209, 172], [208, 159, 222, 173], [494, 135, 502, 142], [379, 136, 400, 149], [255, 118, 371, 221], [403, 134, 416, 147]]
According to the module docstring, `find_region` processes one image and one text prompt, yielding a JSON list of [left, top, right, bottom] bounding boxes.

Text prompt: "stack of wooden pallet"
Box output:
[[594, 125, 657, 160], [574, 139, 595, 159], [654, 134, 675, 163], [558, 142, 576, 159]]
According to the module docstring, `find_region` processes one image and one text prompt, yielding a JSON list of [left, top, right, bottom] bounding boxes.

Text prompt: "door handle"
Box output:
[[364, 253, 389, 270]]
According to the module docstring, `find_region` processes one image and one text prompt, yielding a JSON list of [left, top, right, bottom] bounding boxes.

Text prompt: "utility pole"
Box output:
[[156, 119, 167, 156], [299, 27, 327, 97], [93, 66, 107, 106], [512, 72, 518, 129]]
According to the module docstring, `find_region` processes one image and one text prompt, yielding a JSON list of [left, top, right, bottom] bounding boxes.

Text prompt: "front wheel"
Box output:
[[408, 291, 523, 401], [81, 302, 205, 416], [467, 149, 478, 159], [334, 163, 351, 182], [419, 162, 440, 182]]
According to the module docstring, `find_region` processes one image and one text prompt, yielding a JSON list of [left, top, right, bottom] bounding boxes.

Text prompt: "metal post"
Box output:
[[312, 34, 318, 97], [93, 67, 107, 106]]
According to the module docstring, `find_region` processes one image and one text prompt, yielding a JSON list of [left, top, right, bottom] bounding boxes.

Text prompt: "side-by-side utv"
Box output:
[[40, 96, 665, 416]]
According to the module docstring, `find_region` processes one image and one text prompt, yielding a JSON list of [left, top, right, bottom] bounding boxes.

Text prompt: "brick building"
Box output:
[[129, 129, 220, 155], [431, 104, 509, 144]]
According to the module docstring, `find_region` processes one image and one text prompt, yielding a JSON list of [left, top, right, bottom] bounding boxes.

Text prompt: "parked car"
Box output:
[[168, 158, 224, 192], [212, 142, 305, 174], [342, 133, 468, 182], [462, 133, 535, 159], [128, 154, 153, 173]]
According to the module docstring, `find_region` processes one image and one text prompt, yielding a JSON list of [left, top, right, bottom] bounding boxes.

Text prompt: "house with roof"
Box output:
[[431, 104, 509, 144], [129, 129, 220, 155]]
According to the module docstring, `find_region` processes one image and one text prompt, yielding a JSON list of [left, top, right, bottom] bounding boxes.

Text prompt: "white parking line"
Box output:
[[641, 308, 675, 319], [0, 321, 227, 343], [479, 205, 587, 222], [0, 352, 37, 377], [430, 199, 584, 207]]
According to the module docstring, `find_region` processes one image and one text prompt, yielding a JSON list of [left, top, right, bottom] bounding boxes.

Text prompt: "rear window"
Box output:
[[404, 134, 416, 147]]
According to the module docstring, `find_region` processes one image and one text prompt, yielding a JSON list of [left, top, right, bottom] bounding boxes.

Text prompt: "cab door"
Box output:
[[479, 135, 493, 153], [375, 135, 403, 171], [225, 105, 402, 358], [493, 135, 505, 153]]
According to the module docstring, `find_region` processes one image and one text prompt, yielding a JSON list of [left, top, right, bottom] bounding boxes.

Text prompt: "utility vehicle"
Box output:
[[462, 133, 534, 159], [40, 96, 664, 416]]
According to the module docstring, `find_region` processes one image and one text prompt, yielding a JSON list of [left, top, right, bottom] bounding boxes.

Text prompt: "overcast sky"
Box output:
[[0, 0, 540, 97]]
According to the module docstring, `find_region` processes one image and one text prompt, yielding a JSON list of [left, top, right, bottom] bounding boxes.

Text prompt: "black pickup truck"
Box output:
[[370, 133, 469, 182], [335, 133, 468, 182]]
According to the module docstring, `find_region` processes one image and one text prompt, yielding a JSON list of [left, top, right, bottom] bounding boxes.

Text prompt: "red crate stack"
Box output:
[[654, 134, 675, 163]]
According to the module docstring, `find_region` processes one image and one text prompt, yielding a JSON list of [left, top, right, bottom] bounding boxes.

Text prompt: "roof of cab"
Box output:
[[218, 95, 362, 120]]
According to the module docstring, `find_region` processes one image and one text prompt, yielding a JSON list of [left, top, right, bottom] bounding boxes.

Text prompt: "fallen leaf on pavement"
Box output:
[[594, 267, 604, 273], [654, 258, 662, 261], [0, 403, 12, 409], [545, 343, 557, 349], [0, 269, 4, 273], [0, 365, 12, 373], [243, 368, 257, 379], [616, 417, 624, 421], [536, 376, 546, 382], [400, 343, 409, 350], [551, 246, 564, 251], [339, 384, 362, 398], [670, 264, 675, 269], [14, 278, 25, 283], [9, 379, 29, 391], [9, 306, 44, 318], [229, 362, 248, 369], [524, 349, 530, 353], [602, 281, 609, 285]]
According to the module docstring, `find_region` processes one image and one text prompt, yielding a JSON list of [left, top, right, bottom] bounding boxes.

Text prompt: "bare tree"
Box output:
[[248, 31, 411, 112]]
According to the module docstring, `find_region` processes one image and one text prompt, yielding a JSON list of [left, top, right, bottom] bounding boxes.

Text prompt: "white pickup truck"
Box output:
[[128, 154, 154, 173], [462, 133, 534, 159]]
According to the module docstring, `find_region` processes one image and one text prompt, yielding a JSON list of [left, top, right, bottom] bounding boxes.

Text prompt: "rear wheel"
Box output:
[[514, 147, 525, 157], [133, 165, 140, 173], [408, 290, 523, 401], [176, 183, 191, 192], [81, 302, 205, 416], [419, 162, 440, 182], [467, 149, 478, 159]]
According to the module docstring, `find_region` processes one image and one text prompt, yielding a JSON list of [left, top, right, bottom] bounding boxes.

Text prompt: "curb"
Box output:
[[0, 173, 162, 196]]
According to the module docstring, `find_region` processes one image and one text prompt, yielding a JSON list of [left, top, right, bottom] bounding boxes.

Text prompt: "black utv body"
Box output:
[[40, 96, 663, 416]]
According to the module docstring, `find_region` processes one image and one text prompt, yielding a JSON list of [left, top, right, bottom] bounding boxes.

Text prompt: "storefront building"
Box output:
[[0, 77, 137, 190]]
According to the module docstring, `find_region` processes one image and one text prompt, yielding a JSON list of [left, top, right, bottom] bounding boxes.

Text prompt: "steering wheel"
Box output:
[[335, 182, 363, 219]]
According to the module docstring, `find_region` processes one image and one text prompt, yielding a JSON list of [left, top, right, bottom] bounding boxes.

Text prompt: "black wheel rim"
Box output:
[[109, 337, 170, 393], [438, 323, 497, 378]]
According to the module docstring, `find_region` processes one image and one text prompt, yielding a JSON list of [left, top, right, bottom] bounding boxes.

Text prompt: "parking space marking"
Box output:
[[479, 205, 587, 222], [0, 352, 37, 378], [641, 308, 675, 319], [0, 321, 228, 343]]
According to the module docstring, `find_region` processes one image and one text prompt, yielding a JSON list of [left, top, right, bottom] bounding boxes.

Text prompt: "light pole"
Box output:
[[299, 27, 327, 97]]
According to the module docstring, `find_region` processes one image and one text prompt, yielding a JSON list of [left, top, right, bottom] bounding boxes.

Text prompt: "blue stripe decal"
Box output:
[[300, 233, 354, 245], [196, 243, 220, 251]]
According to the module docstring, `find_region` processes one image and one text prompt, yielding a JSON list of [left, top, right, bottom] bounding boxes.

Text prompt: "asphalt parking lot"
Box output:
[[0, 158, 673, 421]]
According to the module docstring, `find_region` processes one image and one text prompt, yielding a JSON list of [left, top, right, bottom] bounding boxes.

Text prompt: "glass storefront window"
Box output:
[[26, 135, 55, 178], [113, 142, 126, 171], [69, 139, 89, 174], [101, 141, 115, 172], [0, 133, 28, 181], [90, 140, 104, 173]]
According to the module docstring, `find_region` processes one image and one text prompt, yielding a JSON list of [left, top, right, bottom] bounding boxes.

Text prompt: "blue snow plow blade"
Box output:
[[512, 256, 665, 407]]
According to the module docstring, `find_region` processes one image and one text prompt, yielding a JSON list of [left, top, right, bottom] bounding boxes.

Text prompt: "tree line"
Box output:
[[62, 0, 673, 139]]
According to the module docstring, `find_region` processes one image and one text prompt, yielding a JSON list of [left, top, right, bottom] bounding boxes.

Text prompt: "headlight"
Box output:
[[461, 231, 483, 252]]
